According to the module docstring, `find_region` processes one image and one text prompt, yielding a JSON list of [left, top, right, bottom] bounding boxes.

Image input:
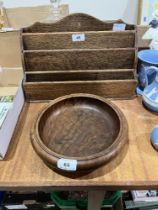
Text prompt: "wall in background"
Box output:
[[3, 0, 139, 24]]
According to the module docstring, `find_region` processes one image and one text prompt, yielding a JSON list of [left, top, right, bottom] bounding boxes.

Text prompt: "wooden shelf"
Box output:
[[22, 30, 136, 50], [23, 48, 136, 71], [21, 13, 138, 101]]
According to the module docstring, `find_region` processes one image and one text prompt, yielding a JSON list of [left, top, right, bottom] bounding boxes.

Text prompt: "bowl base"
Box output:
[[44, 161, 94, 178]]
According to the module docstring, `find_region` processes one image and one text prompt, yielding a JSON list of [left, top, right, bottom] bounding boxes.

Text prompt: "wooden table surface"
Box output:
[[0, 98, 158, 191]]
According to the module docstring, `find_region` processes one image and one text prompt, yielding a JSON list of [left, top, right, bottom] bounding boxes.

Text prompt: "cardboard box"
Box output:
[[0, 31, 21, 68], [5, 5, 69, 29], [0, 83, 24, 159], [0, 67, 23, 86], [0, 5, 69, 68]]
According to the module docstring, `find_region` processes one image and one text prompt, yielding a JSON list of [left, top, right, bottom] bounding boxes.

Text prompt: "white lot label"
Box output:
[[57, 158, 77, 171], [112, 23, 126, 31], [72, 33, 85, 42], [5, 205, 27, 209], [2, 27, 14, 32]]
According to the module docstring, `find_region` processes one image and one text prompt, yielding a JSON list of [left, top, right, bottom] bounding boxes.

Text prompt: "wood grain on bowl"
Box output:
[[31, 94, 128, 173]]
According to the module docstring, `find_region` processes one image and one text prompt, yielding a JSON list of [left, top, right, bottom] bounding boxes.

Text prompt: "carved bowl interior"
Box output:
[[31, 93, 128, 173]]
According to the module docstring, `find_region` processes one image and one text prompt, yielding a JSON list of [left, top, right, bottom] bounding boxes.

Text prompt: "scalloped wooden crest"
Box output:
[[23, 13, 135, 33]]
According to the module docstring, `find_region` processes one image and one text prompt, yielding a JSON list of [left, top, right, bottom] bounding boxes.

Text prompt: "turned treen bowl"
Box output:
[[31, 94, 128, 173]]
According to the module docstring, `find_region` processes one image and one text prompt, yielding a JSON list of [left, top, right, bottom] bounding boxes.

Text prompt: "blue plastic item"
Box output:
[[137, 50, 158, 112], [138, 66, 157, 88], [137, 72, 158, 112], [138, 50, 158, 88], [138, 50, 158, 65], [151, 126, 158, 150], [143, 82, 158, 112], [142, 68, 158, 112]]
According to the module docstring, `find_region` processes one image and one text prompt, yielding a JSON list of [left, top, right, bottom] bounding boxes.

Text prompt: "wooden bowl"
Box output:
[[31, 94, 128, 173]]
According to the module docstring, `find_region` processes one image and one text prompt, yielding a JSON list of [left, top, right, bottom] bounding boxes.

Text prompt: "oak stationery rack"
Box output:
[[21, 13, 137, 101]]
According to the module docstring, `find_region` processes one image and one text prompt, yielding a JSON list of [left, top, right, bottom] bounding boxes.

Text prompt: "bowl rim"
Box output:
[[31, 93, 127, 163]]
